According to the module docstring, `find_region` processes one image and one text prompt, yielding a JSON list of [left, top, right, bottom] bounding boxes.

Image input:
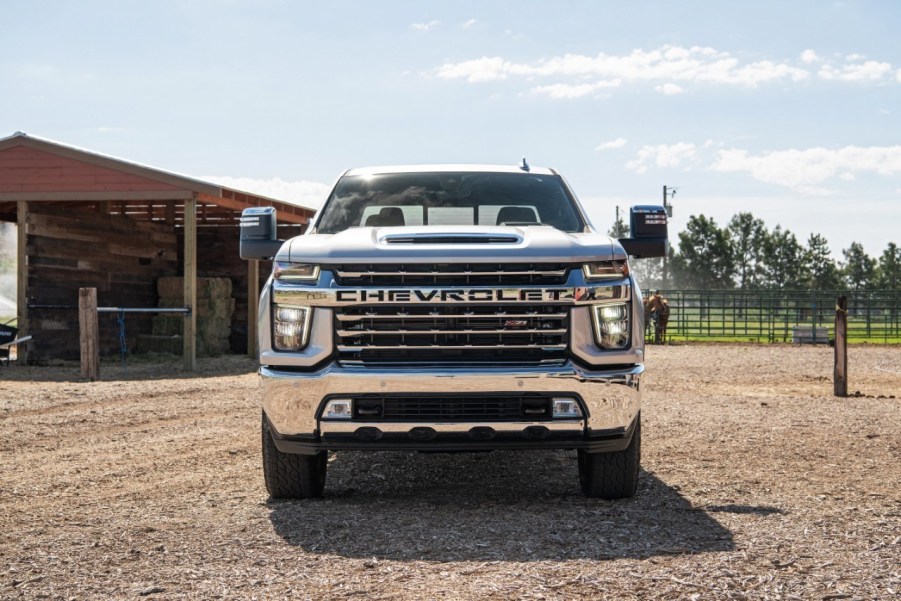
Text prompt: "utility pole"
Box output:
[[661, 185, 675, 290]]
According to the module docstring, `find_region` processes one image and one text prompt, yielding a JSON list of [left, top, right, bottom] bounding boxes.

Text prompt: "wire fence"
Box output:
[[644, 289, 901, 344]]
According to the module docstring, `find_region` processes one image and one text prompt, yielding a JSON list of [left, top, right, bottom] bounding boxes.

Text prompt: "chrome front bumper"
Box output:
[[261, 362, 642, 452]]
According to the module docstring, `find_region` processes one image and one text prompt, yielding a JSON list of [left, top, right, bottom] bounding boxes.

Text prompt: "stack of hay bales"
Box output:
[[139, 277, 235, 356]]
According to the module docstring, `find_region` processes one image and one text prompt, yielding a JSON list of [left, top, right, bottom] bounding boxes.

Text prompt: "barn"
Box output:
[[0, 132, 315, 368]]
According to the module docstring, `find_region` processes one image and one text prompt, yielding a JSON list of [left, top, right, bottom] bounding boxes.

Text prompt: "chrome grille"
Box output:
[[330, 263, 571, 286], [334, 303, 570, 365]]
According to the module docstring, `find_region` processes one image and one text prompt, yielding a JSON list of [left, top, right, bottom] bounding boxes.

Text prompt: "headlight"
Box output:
[[583, 261, 629, 280], [272, 304, 312, 351], [273, 262, 320, 281], [591, 303, 630, 349]]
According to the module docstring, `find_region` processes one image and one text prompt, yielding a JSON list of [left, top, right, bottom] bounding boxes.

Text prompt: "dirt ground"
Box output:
[[1, 345, 899, 600]]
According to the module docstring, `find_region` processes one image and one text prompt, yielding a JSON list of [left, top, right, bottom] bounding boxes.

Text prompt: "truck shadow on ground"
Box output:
[[268, 450, 738, 561]]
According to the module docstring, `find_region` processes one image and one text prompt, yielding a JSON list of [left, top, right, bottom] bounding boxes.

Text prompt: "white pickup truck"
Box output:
[[239, 164, 668, 499]]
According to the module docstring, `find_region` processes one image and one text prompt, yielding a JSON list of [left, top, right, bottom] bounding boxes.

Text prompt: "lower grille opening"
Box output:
[[345, 395, 557, 422]]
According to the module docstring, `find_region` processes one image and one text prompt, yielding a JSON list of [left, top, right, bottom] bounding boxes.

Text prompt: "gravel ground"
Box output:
[[1, 344, 899, 600]]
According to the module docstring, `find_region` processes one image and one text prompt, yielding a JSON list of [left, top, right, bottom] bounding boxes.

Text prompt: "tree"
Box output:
[[630, 255, 665, 291], [842, 242, 876, 292], [727, 212, 767, 289], [671, 215, 734, 289], [761, 226, 807, 289], [875, 242, 901, 293], [607, 211, 629, 239], [804, 233, 844, 290]]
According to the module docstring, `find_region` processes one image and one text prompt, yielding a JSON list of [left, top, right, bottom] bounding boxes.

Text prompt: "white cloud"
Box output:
[[655, 82, 684, 95], [434, 45, 810, 91], [462, 18, 478, 29], [432, 45, 899, 97], [626, 143, 697, 173], [710, 145, 901, 193], [411, 20, 440, 32], [595, 137, 628, 151], [530, 79, 620, 99], [819, 60, 893, 81], [203, 176, 330, 209], [801, 49, 820, 64]]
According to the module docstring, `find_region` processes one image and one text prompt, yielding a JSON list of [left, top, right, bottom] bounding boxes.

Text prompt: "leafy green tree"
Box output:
[[875, 242, 901, 292], [671, 215, 735, 289], [842, 242, 876, 292], [727, 212, 767, 289], [805, 233, 844, 290], [761, 226, 807, 289]]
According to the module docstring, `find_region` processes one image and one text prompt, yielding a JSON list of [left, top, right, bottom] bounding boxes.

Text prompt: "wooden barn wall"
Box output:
[[182, 224, 304, 354], [25, 204, 178, 361]]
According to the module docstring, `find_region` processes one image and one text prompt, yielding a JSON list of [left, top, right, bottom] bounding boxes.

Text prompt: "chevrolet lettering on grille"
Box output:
[[334, 288, 571, 303], [273, 285, 629, 306]]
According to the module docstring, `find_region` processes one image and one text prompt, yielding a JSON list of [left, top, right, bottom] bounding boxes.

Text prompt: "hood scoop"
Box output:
[[381, 232, 522, 245]]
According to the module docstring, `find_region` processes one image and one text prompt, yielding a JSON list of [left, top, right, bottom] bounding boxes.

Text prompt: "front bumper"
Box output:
[[261, 361, 642, 454]]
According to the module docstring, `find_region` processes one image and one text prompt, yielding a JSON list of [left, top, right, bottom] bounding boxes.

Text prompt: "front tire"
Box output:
[[578, 416, 641, 499], [261, 412, 327, 499]]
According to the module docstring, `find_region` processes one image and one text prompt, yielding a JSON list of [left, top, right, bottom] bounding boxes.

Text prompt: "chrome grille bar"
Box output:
[[334, 301, 570, 365], [337, 328, 568, 336], [336, 269, 567, 278], [335, 312, 569, 321], [337, 343, 568, 351], [329, 262, 573, 286]]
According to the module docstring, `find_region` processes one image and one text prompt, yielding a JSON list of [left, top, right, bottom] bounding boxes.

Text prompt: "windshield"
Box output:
[[315, 172, 585, 234]]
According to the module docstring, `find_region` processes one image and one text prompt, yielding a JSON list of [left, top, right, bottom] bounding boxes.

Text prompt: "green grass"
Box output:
[[655, 319, 901, 344]]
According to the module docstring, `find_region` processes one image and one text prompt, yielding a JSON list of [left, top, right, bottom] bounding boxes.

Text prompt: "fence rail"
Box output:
[[645, 289, 901, 344]]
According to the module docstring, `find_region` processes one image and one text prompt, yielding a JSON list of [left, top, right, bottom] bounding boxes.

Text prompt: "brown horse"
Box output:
[[644, 293, 670, 344]]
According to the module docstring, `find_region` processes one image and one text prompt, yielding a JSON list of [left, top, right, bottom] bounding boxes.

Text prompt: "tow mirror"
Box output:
[[239, 207, 283, 260], [618, 205, 668, 258]]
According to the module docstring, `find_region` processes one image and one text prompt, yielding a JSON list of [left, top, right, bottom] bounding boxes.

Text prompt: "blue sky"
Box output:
[[2, 0, 899, 258]]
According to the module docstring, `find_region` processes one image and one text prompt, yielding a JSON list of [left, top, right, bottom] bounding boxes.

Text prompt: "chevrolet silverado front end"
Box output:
[[240, 164, 668, 499]]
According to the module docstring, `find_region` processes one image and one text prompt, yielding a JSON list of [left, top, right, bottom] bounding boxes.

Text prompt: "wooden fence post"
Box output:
[[79, 287, 100, 381], [834, 295, 847, 397]]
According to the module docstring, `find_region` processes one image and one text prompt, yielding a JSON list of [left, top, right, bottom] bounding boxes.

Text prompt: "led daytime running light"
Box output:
[[583, 261, 630, 280], [273, 262, 320, 281]]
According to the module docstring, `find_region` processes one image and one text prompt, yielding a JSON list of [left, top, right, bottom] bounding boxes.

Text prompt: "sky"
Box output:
[[2, 0, 899, 259]]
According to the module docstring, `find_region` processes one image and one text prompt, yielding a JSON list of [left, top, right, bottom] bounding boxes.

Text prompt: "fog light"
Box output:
[[552, 397, 583, 418], [591, 302, 631, 349], [323, 399, 352, 420], [272, 304, 311, 351]]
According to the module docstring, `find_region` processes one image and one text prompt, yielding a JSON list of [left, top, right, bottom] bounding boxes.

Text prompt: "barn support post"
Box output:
[[247, 259, 259, 358], [183, 195, 197, 371], [16, 201, 28, 364], [834, 295, 848, 397], [79, 287, 100, 381]]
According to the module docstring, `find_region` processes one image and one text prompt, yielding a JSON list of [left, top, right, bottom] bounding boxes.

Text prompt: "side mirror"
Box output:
[[239, 207, 283, 260], [618, 205, 668, 258]]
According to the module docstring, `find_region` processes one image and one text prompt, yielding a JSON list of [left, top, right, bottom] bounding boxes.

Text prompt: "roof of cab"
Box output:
[[344, 164, 558, 177]]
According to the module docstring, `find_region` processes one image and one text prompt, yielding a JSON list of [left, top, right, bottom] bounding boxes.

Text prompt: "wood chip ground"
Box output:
[[1, 344, 899, 599]]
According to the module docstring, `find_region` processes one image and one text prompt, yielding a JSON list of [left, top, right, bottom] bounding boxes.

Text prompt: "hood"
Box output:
[[279, 225, 626, 264]]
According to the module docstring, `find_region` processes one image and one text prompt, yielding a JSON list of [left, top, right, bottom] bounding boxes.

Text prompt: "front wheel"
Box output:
[[578, 416, 641, 499], [261, 412, 327, 499]]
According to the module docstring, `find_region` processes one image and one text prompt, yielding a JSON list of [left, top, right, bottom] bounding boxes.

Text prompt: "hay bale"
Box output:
[[157, 277, 184, 299], [151, 315, 183, 336], [154, 276, 235, 357]]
